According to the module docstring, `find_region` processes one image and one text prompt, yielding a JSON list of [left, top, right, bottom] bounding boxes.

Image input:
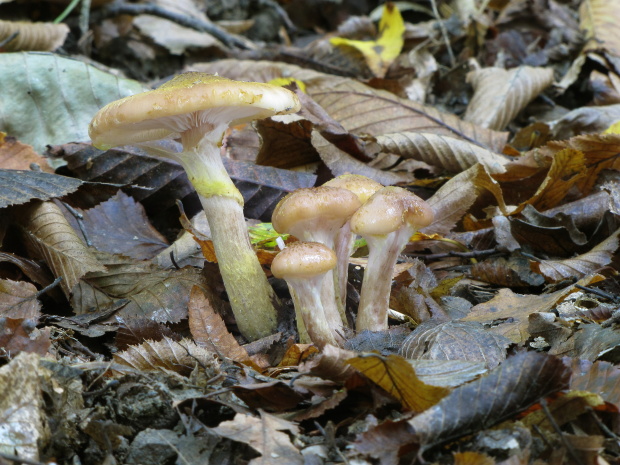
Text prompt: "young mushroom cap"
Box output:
[[88, 72, 301, 342], [271, 242, 339, 348], [272, 186, 362, 331], [350, 186, 434, 332], [323, 175, 383, 307]]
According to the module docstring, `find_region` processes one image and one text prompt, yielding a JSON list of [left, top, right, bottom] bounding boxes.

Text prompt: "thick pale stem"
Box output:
[[288, 277, 338, 348], [356, 228, 413, 332], [175, 138, 278, 341]]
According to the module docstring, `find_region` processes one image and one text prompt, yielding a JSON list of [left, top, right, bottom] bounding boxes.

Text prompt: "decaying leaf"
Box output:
[[188, 286, 249, 361], [0, 352, 48, 460], [0, 317, 51, 356], [18, 200, 106, 296], [347, 353, 450, 412], [464, 66, 554, 131], [580, 0, 620, 56], [399, 320, 510, 369], [0, 20, 68, 51], [0, 170, 85, 209], [570, 359, 620, 409], [407, 352, 570, 447], [375, 132, 509, 174], [0, 278, 41, 319], [531, 227, 620, 282], [113, 337, 219, 377], [0, 134, 53, 172], [212, 411, 304, 465]]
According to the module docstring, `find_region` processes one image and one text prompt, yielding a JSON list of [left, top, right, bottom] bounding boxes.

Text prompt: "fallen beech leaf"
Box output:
[[0, 134, 53, 172], [311, 130, 411, 184], [0, 353, 47, 461], [531, 227, 620, 282], [0, 169, 85, 209], [300, 344, 358, 383], [411, 359, 488, 388], [464, 66, 554, 131], [0, 318, 51, 357], [570, 359, 620, 409], [188, 286, 249, 361], [353, 417, 419, 463], [330, 3, 405, 78], [580, 0, 620, 56], [425, 164, 507, 235], [375, 132, 509, 174], [212, 411, 303, 465], [18, 200, 106, 296], [0, 20, 68, 51], [232, 381, 305, 412], [470, 255, 545, 287], [255, 115, 319, 169], [347, 353, 450, 412], [113, 337, 219, 377], [72, 254, 210, 323], [551, 104, 620, 140], [399, 321, 510, 369], [408, 352, 570, 447], [0, 279, 41, 319], [74, 191, 168, 260]]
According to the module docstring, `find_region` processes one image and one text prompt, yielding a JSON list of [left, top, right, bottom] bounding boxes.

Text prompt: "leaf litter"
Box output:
[[0, 0, 619, 464]]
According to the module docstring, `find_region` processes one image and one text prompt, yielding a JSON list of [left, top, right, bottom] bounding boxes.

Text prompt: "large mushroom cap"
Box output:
[[272, 186, 362, 238], [271, 242, 337, 280], [350, 186, 434, 236], [89, 72, 301, 150]]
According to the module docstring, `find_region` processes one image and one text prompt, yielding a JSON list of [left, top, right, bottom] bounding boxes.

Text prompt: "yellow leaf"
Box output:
[[604, 120, 620, 134], [329, 3, 405, 78], [347, 353, 450, 412]]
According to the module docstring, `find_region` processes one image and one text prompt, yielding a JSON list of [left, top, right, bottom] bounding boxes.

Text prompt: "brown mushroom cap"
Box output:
[[271, 242, 337, 280], [272, 186, 362, 239], [323, 174, 383, 204], [89, 72, 301, 150], [350, 186, 434, 236]]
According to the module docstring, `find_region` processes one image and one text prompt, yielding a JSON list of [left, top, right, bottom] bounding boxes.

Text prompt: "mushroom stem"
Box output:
[[356, 228, 411, 331], [286, 276, 338, 348], [173, 139, 278, 341], [334, 221, 355, 308]]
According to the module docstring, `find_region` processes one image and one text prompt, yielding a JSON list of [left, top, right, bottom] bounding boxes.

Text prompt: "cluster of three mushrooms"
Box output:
[[271, 176, 434, 347]]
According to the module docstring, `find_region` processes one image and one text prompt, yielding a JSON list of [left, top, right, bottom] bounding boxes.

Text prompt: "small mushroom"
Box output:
[[350, 186, 434, 332], [323, 175, 383, 307], [272, 186, 361, 336], [271, 241, 339, 348], [89, 72, 301, 341]]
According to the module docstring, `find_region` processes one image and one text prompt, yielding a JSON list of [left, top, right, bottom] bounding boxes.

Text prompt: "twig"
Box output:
[[94, 3, 250, 50], [575, 284, 620, 303], [409, 248, 500, 260], [429, 0, 456, 68], [60, 201, 91, 247], [0, 31, 19, 48], [540, 398, 585, 465]]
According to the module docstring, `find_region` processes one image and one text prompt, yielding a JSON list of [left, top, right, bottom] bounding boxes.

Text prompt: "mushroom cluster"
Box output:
[[272, 177, 434, 348]]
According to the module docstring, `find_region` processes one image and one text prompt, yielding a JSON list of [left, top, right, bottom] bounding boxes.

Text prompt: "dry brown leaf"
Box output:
[[255, 116, 319, 169], [0, 318, 51, 357], [347, 353, 450, 412], [0, 134, 53, 172], [531, 227, 620, 282], [134, 16, 223, 55], [462, 277, 601, 343], [311, 130, 411, 184], [113, 337, 219, 377], [580, 0, 620, 56], [399, 321, 510, 369], [407, 352, 570, 447], [375, 132, 509, 174], [0, 20, 68, 51], [464, 66, 554, 131], [425, 164, 507, 235], [19, 200, 106, 297], [188, 286, 249, 361], [311, 79, 508, 152], [569, 359, 620, 409], [550, 104, 620, 140], [0, 278, 41, 319], [299, 344, 358, 383], [212, 411, 304, 465]]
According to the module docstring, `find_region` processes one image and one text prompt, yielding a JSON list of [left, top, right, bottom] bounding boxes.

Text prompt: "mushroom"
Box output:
[[89, 72, 301, 341], [350, 186, 434, 332], [323, 175, 383, 307], [271, 186, 361, 335], [271, 241, 338, 348]]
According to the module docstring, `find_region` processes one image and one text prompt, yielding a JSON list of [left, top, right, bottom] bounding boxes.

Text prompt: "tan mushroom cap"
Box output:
[[350, 186, 434, 236], [272, 186, 362, 237], [323, 174, 383, 204], [89, 72, 301, 150], [271, 242, 337, 280]]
